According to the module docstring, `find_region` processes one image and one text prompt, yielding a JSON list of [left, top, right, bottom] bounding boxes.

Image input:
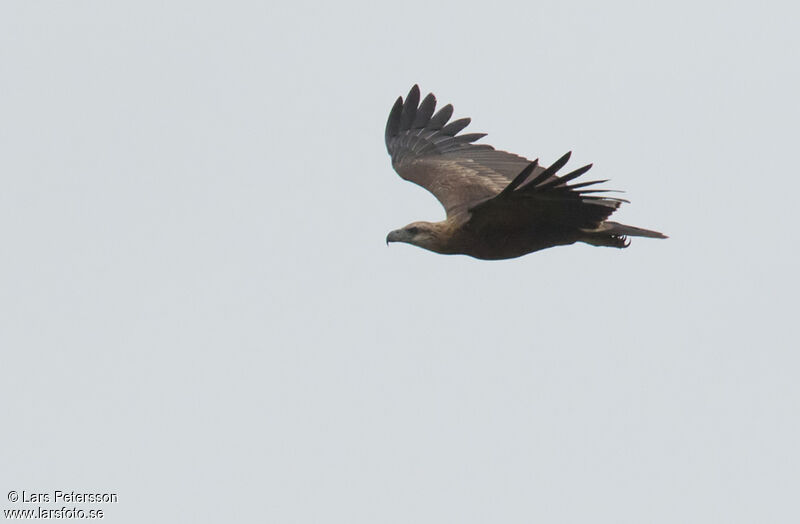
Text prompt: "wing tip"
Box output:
[[386, 85, 492, 163]]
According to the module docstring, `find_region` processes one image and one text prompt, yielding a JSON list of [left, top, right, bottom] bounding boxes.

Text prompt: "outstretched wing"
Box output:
[[385, 85, 626, 227], [467, 152, 627, 233], [386, 85, 537, 215]]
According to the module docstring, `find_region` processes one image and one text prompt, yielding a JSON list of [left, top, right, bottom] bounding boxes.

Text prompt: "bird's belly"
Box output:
[[461, 226, 580, 260]]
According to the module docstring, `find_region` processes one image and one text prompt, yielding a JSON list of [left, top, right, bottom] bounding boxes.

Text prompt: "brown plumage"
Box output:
[[385, 85, 666, 260]]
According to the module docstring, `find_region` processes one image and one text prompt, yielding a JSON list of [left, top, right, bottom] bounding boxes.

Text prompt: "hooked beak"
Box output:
[[386, 229, 403, 245]]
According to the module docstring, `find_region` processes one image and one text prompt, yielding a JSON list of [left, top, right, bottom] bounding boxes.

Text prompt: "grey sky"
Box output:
[[2, 1, 798, 522]]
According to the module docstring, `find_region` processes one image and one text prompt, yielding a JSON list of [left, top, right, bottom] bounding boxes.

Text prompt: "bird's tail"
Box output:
[[580, 221, 667, 248], [602, 221, 667, 239]]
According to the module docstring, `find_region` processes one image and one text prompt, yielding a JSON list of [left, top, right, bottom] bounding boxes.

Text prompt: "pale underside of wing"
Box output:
[[393, 157, 519, 215]]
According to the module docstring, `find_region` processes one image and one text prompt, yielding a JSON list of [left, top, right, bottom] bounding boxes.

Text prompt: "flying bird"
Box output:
[[385, 85, 666, 260]]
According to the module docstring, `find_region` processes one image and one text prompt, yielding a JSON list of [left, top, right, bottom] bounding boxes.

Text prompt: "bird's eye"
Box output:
[[407, 227, 419, 235]]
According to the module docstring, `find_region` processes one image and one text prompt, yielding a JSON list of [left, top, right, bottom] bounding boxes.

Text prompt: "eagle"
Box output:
[[385, 85, 666, 260]]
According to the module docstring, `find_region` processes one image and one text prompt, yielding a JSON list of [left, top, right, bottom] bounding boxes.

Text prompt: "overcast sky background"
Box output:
[[1, 1, 798, 522]]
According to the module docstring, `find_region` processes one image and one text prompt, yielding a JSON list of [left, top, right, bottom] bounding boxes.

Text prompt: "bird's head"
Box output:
[[386, 221, 450, 253]]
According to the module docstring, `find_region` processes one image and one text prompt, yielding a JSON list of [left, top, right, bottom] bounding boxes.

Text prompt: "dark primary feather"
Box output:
[[413, 94, 436, 128], [428, 104, 453, 130], [399, 87, 419, 131], [498, 160, 539, 197]]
